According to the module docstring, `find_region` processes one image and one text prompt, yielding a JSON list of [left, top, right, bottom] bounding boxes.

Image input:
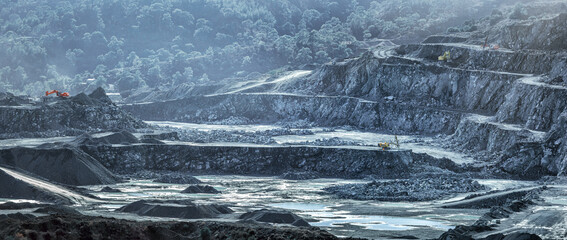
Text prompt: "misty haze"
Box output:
[[0, 0, 566, 239]]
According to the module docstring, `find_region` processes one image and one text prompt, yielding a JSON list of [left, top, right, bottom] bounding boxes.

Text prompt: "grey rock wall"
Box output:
[[81, 144, 461, 179]]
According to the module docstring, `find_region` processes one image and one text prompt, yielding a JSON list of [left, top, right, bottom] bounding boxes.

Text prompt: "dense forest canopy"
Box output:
[[0, 0, 530, 97]]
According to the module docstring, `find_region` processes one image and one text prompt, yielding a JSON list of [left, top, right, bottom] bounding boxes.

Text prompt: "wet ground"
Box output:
[[69, 176, 537, 239], [0, 122, 560, 239]]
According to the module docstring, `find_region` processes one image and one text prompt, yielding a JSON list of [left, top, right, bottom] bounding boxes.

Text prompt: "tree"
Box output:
[[295, 47, 313, 65]]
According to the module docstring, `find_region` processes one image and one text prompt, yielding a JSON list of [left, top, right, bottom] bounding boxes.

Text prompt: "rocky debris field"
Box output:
[[438, 193, 542, 240], [0, 87, 146, 138], [324, 177, 485, 201], [156, 124, 318, 145], [0, 208, 343, 240]]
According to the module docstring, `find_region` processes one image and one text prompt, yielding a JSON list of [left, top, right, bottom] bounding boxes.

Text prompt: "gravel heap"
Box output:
[[325, 177, 485, 201]]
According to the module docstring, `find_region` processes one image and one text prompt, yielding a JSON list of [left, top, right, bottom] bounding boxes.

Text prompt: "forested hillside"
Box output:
[[1, 0, 530, 98]]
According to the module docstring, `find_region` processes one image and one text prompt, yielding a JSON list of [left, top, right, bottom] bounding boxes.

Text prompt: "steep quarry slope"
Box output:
[[0, 167, 72, 204], [289, 12, 567, 178], [0, 87, 146, 136], [0, 147, 120, 186], [123, 8, 567, 179], [82, 144, 462, 179]]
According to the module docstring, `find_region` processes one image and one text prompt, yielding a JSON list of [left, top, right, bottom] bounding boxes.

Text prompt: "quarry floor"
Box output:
[[1, 122, 565, 239]]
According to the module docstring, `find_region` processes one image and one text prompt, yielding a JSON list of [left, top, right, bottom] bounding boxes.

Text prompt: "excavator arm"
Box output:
[[45, 90, 70, 97], [45, 90, 58, 96]]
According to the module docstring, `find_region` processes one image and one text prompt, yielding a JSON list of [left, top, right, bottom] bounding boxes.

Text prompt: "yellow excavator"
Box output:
[[378, 136, 400, 151], [438, 51, 450, 61]]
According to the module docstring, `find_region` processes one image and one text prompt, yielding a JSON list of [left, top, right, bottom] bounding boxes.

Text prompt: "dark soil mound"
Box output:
[[73, 131, 140, 146], [0, 147, 121, 186], [153, 174, 202, 184], [100, 186, 121, 193], [88, 87, 112, 104], [116, 200, 232, 219], [0, 213, 35, 221], [239, 209, 310, 227], [70, 133, 97, 145], [0, 202, 48, 210], [70, 93, 95, 105], [0, 169, 71, 204], [181, 185, 220, 194], [34, 205, 82, 216], [99, 131, 140, 145]]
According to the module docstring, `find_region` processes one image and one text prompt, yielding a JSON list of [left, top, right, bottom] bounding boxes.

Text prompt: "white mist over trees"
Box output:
[[0, 0, 533, 96]]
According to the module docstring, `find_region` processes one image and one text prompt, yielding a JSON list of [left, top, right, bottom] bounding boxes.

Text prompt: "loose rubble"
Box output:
[[325, 177, 485, 201]]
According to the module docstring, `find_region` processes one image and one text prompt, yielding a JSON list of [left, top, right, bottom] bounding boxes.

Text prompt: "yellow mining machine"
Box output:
[[378, 135, 400, 151], [438, 51, 451, 61]]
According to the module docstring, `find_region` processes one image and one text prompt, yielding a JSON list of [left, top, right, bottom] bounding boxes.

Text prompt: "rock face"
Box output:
[[0, 87, 146, 136], [116, 200, 233, 219], [0, 147, 120, 186], [495, 13, 567, 51], [120, 10, 567, 179], [240, 209, 310, 227], [83, 144, 463, 179], [123, 92, 462, 135], [181, 185, 220, 194]]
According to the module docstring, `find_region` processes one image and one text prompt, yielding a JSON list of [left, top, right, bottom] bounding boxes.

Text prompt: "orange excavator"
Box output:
[[45, 90, 70, 98]]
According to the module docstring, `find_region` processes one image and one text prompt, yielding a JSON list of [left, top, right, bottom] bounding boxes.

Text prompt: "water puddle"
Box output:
[[311, 214, 452, 231], [268, 202, 328, 211], [81, 175, 489, 237]]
